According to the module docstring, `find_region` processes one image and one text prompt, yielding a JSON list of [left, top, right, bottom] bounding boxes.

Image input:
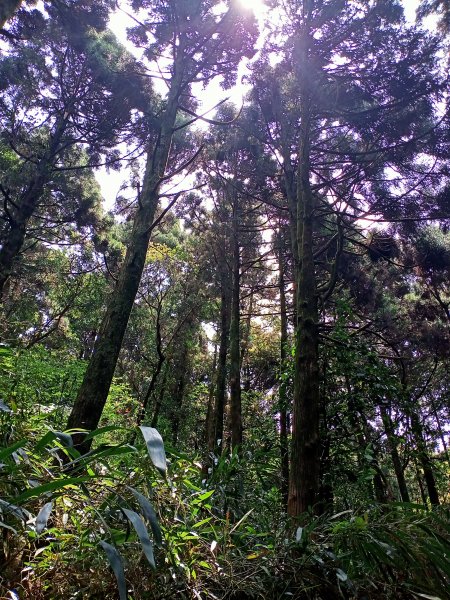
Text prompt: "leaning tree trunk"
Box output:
[[288, 27, 321, 516], [66, 67, 182, 449], [0, 118, 66, 299]]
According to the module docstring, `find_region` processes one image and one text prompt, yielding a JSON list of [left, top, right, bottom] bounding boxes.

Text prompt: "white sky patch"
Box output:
[[97, 0, 428, 208]]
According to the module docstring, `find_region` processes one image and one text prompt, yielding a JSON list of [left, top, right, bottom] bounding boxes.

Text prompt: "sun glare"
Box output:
[[237, 0, 268, 20]]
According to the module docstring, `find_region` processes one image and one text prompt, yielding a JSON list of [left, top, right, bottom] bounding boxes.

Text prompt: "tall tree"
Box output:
[[66, 0, 257, 447], [251, 0, 443, 515], [0, 11, 147, 299]]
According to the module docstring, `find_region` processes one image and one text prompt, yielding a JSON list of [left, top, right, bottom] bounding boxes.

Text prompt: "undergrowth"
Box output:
[[0, 410, 449, 599]]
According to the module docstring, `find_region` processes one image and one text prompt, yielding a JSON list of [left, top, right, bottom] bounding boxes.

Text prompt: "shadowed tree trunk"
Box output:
[[411, 410, 440, 506], [0, 118, 67, 299], [151, 365, 168, 428], [136, 303, 165, 427], [380, 403, 410, 502], [207, 249, 232, 458], [66, 66, 182, 448], [203, 340, 218, 467], [170, 341, 190, 446], [277, 229, 290, 509], [288, 28, 321, 516], [229, 188, 242, 450]]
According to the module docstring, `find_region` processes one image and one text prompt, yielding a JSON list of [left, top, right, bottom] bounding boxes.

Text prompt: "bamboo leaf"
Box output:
[[99, 541, 127, 600], [84, 425, 127, 442], [14, 476, 92, 503], [0, 439, 27, 461], [128, 487, 162, 545], [122, 508, 156, 569], [139, 427, 166, 476], [35, 501, 53, 534]]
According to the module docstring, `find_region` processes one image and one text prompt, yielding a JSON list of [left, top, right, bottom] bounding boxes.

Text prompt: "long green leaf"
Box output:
[[99, 541, 127, 600], [14, 476, 92, 503], [35, 430, 58, 452], [84, 425, 127, 443], [63, 445, 136, 470], [128, 487, 162, 545], [123, 508, 156, 569], [139, 427, 166, 476]]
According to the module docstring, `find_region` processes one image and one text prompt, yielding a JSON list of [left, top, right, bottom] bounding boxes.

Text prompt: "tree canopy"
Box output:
[[0, 1, 449, 598]]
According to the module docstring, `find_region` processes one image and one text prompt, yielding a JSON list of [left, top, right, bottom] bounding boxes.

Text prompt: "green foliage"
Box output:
[[0, 422, 166, 598]]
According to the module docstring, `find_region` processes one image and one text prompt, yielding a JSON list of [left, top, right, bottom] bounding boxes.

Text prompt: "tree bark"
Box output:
[[136, 303, 165, 427], [170, 341, 190, 446], [208, 248, 231, 457], [66, 65, 182, 449], [203, 340, 218, 475], [380, 404, 410, 502], [229, 189, 242, 450], [151, 365, 168, 428], [0, 118, 66, 299], [288, 27, 321, 516], [411, 410, 440, 506], [277, 229, 290, 509]]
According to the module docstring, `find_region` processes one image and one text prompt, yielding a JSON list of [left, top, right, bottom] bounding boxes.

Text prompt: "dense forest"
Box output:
[[0, 0, 449, 598]]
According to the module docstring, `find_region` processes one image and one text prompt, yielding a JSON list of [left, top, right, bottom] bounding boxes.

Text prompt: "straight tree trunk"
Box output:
[[66, 66, 183, 449], [151, 365, 168, 428], [288, 26, 321, 516], [411, 411, 440, 506], [203, 340, 218, 472], [277, 229, 290, 509], [380, 404, 410, 502], [240, 288, 253, 392], [208, 251, 231, 457], [229, 190, 242, 450], [414, 457, 428, 506], [170, 341, 190, 446]]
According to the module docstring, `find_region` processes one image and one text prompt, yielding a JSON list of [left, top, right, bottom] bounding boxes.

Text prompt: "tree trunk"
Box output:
[[202, 340, 218, 476], [136, 303, 165, 426], [240, 288, 253, 392], [151, 365, 168, 428], [288, 27, 321, 516], [66, 69, 182, 450], [380, 404, 410, 502], [0, 119, 66, 299], [277, 229, 290, 509], [411, 411, 440, 506], [208, 251, 231, 457], [170, 342, 189, 446], [229, 190, 242, 450]]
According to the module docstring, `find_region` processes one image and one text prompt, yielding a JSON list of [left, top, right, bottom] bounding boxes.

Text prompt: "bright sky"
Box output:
[[99, 0, 427, 207]]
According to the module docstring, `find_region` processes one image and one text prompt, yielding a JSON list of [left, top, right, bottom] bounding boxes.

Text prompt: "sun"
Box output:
[[236, 0, 268, 20]]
